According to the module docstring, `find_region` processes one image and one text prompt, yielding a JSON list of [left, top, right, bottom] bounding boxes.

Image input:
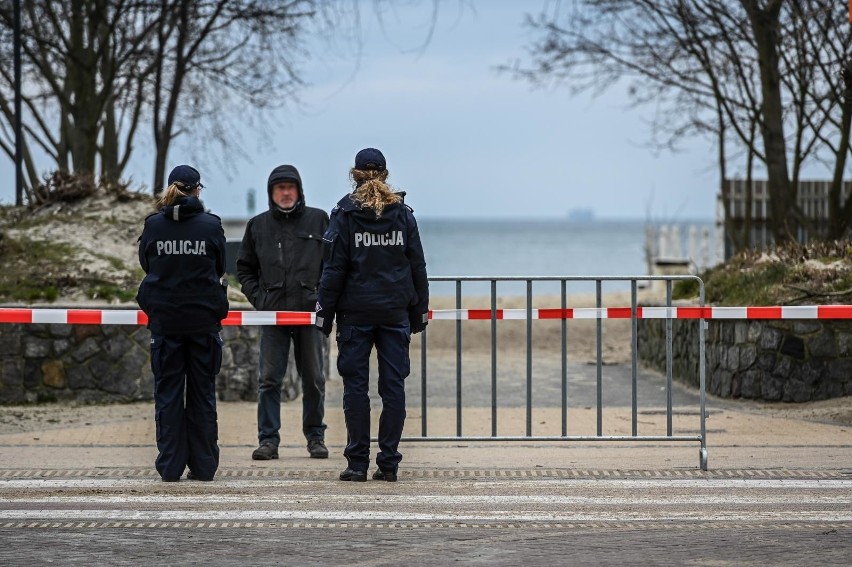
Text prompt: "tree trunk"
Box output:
[[827, 61, 852, 240], [742, 0, 794, 244], [67, 0, 100, 176], [717, 106, 741, 256]]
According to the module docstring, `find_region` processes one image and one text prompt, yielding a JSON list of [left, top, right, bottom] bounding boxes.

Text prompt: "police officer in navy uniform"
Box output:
[[137, 165, 229, 482], [316, 148, 429, 482]]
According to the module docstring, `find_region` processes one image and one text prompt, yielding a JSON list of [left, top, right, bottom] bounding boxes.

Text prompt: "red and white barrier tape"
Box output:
[[0, 305, 851, 325], [0, 309, 314, 326], [430, 305, 852, 320]]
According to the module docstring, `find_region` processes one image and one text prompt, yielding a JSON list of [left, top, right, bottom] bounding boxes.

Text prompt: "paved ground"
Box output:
[[1, 368, 851, 565]]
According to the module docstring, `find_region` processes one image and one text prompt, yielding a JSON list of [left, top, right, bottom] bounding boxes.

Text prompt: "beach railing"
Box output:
[[408, 275, 708, 471]]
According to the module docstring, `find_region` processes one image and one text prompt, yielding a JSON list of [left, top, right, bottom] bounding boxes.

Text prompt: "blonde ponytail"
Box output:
[[350, 168, 401, 218], [155, 183, 192, 210]]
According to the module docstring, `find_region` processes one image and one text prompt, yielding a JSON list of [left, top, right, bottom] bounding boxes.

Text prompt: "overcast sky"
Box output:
[[2, 2, 733, 221]]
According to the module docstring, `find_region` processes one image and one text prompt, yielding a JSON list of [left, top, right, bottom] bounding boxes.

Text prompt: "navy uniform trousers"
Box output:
[[336, 323, 410, 473], [151, 332, 223, 481]]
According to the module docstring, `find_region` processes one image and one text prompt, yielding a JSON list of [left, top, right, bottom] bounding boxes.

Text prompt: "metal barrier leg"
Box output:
[[421, 327, 427, 437], [631, 279, 637, 437], [456, 280, 462, 437], [561, 280, 567, 437], [596, 279, 603, 437], [700, 283, 708, 471], [491, 279, 497, 438], [526, 279, 532, 437], [666, 280, 673, 437]]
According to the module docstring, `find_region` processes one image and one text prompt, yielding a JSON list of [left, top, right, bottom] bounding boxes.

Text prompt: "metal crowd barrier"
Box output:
[[407, 275, 708, 471], [0, 275, 708, 470]]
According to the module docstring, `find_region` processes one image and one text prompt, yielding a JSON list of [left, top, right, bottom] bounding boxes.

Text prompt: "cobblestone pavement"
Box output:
[[1, 523, 850, 566], [1, 368, 851, 565], [1, 470, 851, 565]]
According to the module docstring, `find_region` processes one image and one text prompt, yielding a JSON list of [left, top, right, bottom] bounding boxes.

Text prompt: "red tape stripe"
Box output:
[[818, 305, 852, 319], [607, 307, 638, 319], [748, 306, 782, 319], [276, 312, 313, 325], [221, 311, 243, 326], [0, 309, 33, 323], [677, 307, 708, 319], [538, 308, 572, 319], [67, 310, 102, 325], [467, 309, 503, 320]]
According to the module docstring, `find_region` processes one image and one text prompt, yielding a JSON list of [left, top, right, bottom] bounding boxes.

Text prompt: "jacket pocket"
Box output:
[[211, 332, 224, 375], [149, 334, 164, 377], [296, 231, 324, 243], [260, 281, 284, 311], [300, 280, 318, 306]]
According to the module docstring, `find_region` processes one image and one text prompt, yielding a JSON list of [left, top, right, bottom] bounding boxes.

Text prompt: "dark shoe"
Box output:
[[339, 468, 367, 482], [307, 439, 329, 459], [187, 471, 214, 481], [372, 469, 398, 482], [252, 441, 279, 460], [161, 477, 180, 483]]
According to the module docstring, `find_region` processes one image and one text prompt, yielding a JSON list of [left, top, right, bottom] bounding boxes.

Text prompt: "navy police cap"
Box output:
[[168, 164, 201, 188], [354, 148, 386, 171]]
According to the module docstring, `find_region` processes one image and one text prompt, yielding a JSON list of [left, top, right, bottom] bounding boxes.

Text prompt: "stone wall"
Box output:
[[637, 318, 852, 401], [0, 323, 306, 404]]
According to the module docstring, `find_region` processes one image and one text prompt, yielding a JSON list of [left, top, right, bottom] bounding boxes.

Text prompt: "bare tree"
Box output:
[[0, 0, 315, 197], [0, 1, 164, 192], [0, 0, 454, 200], [507, 0, 852, 245]]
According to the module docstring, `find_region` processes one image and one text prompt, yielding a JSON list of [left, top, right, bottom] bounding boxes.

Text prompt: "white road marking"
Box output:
[[2, 478, 850, 525], [0, 478, 850, 490], [2, 494, 850, 506], [0, 509, 850, 523]]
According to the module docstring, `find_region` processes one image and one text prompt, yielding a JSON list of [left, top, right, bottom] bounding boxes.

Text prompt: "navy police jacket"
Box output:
[[137, 196, 229, 335], [317, 194, 428, 328]]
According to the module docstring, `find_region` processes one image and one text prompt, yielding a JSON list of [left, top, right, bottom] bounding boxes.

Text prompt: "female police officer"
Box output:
[[137, 165, 229, 482], [316, 148, 429, 482]]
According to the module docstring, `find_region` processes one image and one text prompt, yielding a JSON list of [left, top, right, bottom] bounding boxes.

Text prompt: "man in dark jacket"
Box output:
[[237, 165, 330, 460]]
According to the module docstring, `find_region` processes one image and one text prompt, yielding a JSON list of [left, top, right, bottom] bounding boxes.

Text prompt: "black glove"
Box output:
[[409, 310, 428, 334], [315, 301, 334, 337]]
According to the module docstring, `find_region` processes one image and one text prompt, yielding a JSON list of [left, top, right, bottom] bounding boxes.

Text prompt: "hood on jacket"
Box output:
[[160, 196, 205, 222], [267, 165, 304, 214]]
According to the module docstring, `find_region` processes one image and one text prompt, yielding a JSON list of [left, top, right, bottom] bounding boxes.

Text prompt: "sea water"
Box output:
[[418, 218, 713, 296]]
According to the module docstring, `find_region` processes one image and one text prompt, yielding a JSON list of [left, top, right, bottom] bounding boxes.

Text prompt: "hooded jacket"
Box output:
[[137, 195, 229, 335], [317, 193, 428, 326], [236, 165, 329, 312]]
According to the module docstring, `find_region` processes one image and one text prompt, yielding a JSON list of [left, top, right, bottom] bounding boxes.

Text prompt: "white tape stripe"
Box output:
[[572, 308, 605, 319], [502, 309, 538, 320], [241, 311, 277, 325], [430, 310, 464, 320], [711, 307, 748, 319], [31, 310, 69, 324], [781, 306, 819, 319], [100, 311, 138, 325], [641, 307, 675, 319]]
